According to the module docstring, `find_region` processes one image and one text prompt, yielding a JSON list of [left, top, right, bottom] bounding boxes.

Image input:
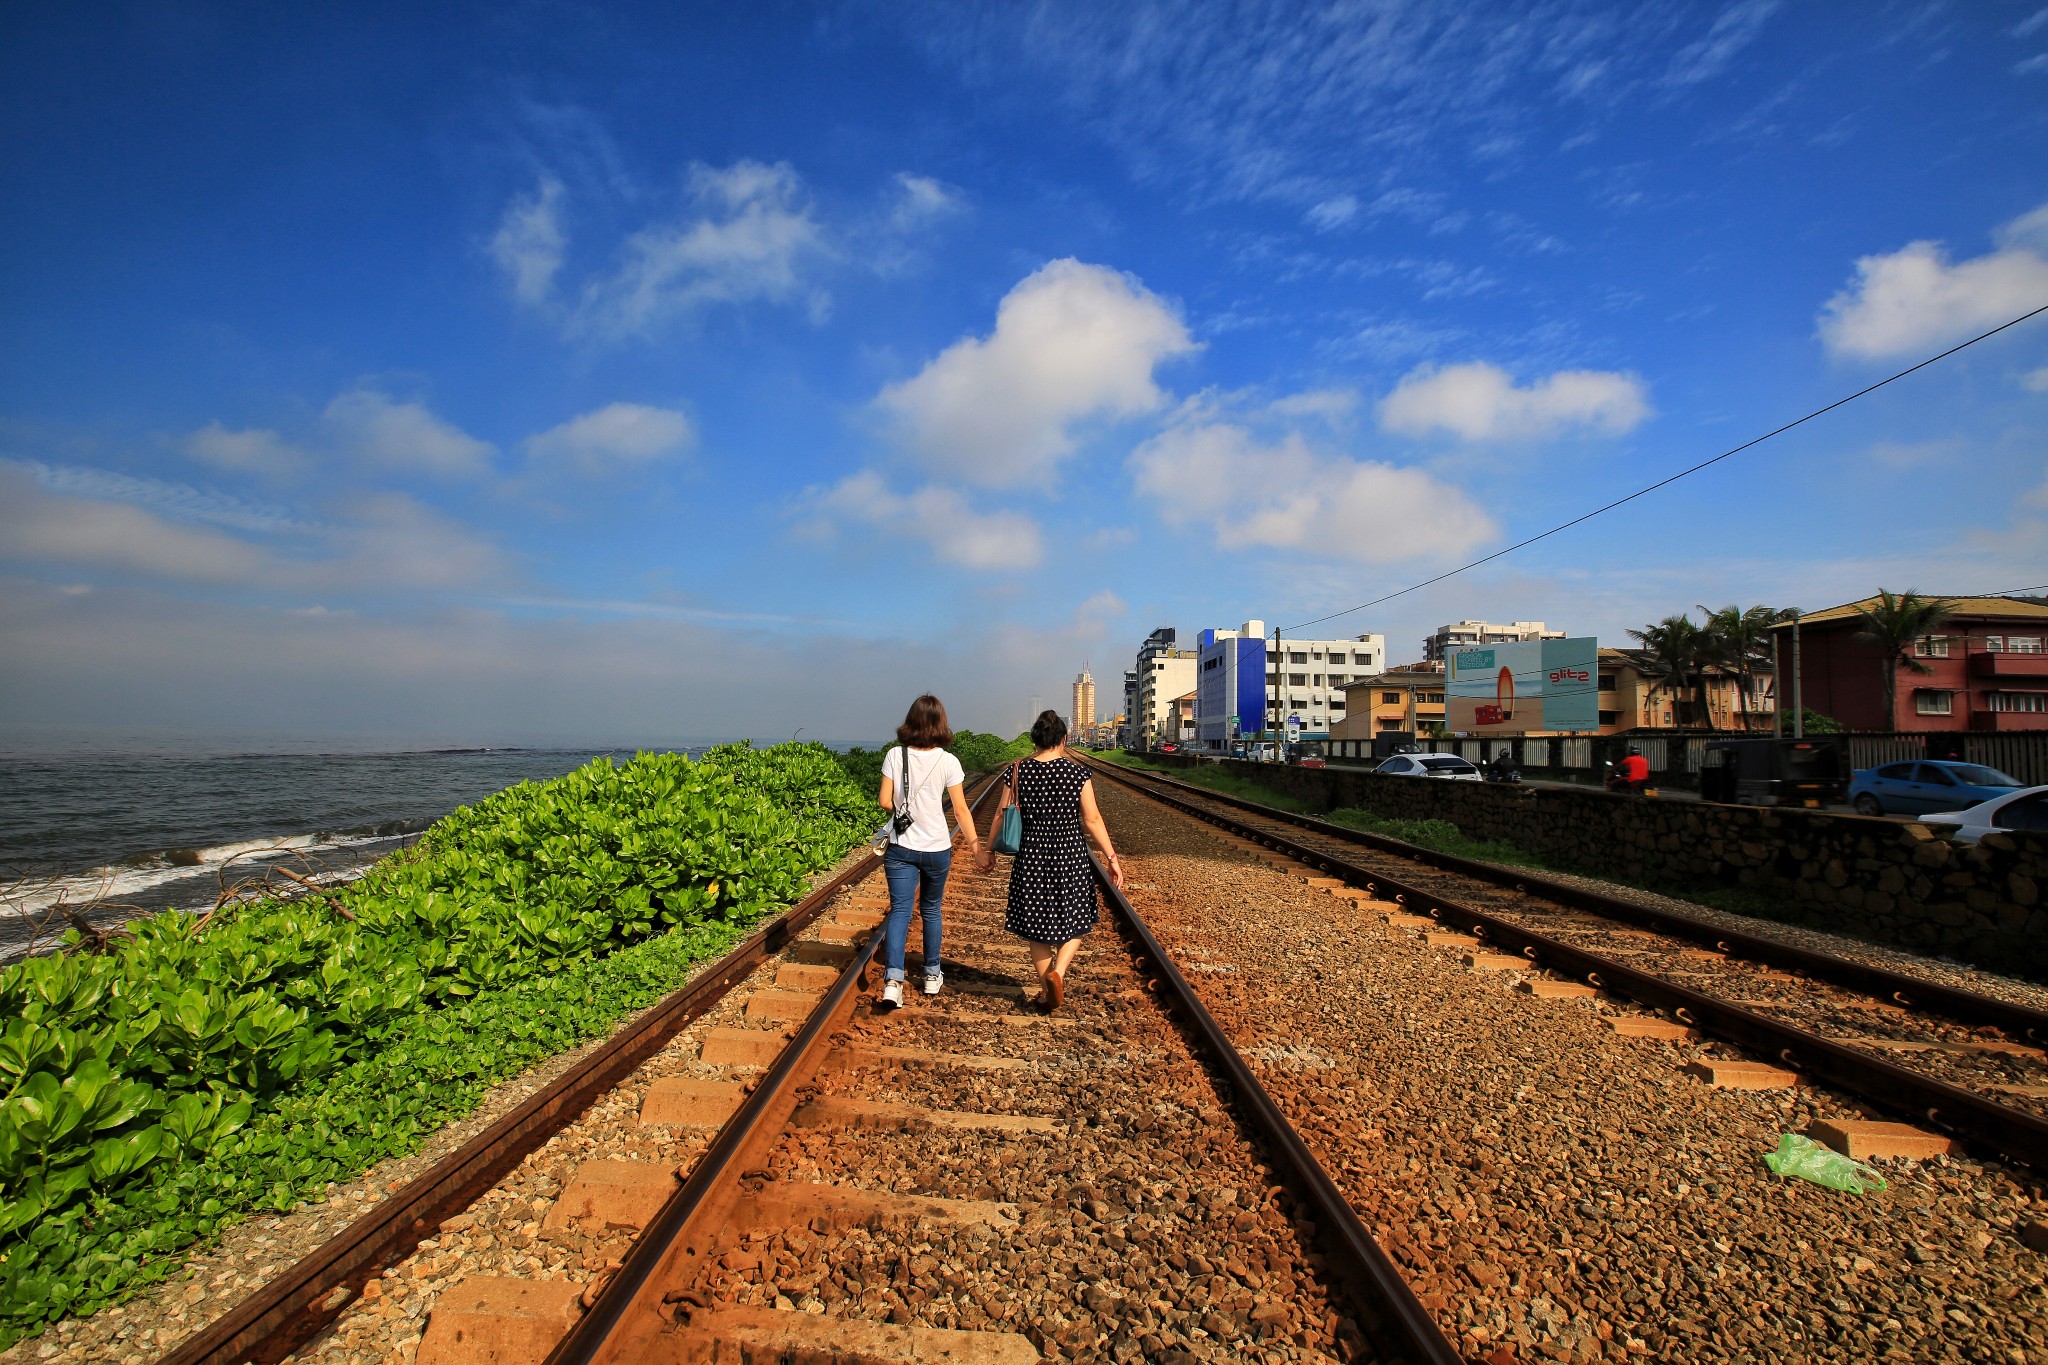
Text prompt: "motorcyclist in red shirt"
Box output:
[[1607, 746, 1650, 795]]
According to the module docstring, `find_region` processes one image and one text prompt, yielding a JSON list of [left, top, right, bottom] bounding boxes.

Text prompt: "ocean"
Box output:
[[0, 738, 701, 959]]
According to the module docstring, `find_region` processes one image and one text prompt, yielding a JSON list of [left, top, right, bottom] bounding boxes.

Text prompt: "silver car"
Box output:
[[1374, 754, 1483, 781], [1921, 784, 2048, 844]]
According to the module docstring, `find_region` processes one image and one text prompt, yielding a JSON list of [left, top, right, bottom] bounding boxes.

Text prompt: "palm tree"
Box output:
[[1852, 590, 1955, 728], [1699, 604, 1800, 730], [1628, 613, 1713, 727]]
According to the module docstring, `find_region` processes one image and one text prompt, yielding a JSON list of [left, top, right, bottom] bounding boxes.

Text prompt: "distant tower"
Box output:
[[1072, 666, 1096, 733]]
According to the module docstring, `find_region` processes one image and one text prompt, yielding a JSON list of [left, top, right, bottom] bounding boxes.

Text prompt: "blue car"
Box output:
[[1848, 760, 2026, 817]]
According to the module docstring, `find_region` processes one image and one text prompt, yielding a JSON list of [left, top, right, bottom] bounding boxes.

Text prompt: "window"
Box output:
[[2013, 637, 2044, 654], [1378, 718, 1403, 731], [1598, 710, 1621, 726], [1877, 762, 1916, 780], [1913, 764, 1956, 786], [1289, 673, 1308, 686], [1154, 662, 1166, 671], [1915, 691, 1954, 715], [1914, 635, 1951, 658], [1329, 653, 1347, 665], [1330, 696, 1345, 709], [1598, 673, 1618, 690], [1995, 793, 2048, 832], [1381, 691, 1401, 704], [1988, 691, 2048, 713], [1420, 691, 1445, 704], [1289, 652, 1307, 664], [1985, 636, 2005, 653]]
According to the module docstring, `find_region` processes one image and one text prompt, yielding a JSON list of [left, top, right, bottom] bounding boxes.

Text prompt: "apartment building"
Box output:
[[1766, 595, 2048, 732], [1193, 619, 1387, 747], [1422, 619, 1564, 663], [1070, 669, 1096, 733], [1331, 663, 1447, 739], [1135, 649, 1199, 748]]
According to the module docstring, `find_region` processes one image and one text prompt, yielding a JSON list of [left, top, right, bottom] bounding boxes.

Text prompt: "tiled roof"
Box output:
[[1769, 596, 2048, 628]]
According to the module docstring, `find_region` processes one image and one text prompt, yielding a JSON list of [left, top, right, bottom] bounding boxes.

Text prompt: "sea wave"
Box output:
[[1, 822, 429, 919]]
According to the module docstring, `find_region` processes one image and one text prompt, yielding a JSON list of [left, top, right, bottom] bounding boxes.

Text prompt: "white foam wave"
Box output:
[[1, 830, 400, 919]]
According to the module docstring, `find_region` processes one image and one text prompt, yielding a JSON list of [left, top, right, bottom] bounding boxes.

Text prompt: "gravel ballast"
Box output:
[[1097, 780, 2048, 1363]]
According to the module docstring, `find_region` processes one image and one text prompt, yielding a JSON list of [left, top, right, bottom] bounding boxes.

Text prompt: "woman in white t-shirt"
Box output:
[[874, 694, 980, 1009]]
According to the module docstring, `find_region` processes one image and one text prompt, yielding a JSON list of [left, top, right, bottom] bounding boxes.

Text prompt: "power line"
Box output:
[[1284, 303, 2048, 633]]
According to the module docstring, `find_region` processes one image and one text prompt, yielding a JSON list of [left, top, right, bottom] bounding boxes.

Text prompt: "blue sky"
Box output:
[[3, 1, 2046, 746]]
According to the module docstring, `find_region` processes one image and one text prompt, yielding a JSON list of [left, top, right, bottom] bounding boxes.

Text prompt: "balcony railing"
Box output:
[[1970, 651, 2048, 677]]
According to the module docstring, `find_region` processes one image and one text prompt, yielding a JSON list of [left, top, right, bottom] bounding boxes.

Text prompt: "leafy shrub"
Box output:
[[834, 730, 1030, 793], [0, 743, 870, 1346]]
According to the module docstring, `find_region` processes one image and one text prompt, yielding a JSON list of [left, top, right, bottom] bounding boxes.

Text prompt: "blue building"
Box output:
[[1195, 620, 1270, 750]]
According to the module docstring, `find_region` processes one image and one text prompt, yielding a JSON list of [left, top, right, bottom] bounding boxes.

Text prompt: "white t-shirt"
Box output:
[[883, 745, 966, 852]]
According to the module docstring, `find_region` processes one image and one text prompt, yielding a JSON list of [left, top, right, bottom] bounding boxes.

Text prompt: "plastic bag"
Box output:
[[1762, 1134, 1888, 1194]]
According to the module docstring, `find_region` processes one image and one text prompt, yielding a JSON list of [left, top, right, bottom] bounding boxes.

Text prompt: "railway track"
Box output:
[[1084, 758, 2048, 1172], [159, 775, 1461, 1365]]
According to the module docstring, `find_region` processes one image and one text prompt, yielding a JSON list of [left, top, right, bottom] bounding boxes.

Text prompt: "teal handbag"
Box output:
[[991, 760, 1025, 855]]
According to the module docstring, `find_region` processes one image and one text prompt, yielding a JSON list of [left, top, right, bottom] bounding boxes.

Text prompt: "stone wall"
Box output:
[[1117, 757, 2048, 979]]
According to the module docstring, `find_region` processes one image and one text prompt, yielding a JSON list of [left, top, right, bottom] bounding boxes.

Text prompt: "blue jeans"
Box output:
[[881, 845, 950, 984]]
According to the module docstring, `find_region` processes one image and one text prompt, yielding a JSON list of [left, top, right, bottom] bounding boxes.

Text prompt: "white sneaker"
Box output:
[[879, 981, 904, 1010], [922, 975, 942, 997]]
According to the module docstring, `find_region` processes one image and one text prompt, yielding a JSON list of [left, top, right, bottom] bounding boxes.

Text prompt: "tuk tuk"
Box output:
[[1697, 737, 1844, 807]]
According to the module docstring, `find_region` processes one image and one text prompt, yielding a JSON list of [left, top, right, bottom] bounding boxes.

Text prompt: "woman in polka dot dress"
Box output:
[[980, 710, 1125, 1011]]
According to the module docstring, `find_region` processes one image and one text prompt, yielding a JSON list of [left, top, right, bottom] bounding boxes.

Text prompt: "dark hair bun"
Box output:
[[1030, 709, 1068, 750]]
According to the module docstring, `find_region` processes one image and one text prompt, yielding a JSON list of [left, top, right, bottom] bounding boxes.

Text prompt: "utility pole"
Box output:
[[1770, 635, 1782, 739], [1271, 625, 1283, 754], [1790, 614, 1804, 739]]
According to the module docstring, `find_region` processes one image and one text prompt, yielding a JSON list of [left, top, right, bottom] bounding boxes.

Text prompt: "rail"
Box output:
[[1089, 757, 2048, 1171]]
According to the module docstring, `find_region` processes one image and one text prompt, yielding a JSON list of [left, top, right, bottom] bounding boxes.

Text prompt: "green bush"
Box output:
[[834, 730, 1031, 793], [0, 742, 872, 1346]]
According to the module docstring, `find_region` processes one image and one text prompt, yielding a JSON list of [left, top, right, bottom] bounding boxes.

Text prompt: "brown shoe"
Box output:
[[1044, 969, 1064, 1011]]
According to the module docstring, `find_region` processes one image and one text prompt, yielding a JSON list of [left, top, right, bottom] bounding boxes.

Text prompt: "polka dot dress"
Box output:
[[1001, 757, 1099, 945]]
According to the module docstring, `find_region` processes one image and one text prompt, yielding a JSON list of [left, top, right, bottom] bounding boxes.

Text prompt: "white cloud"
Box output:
[[0, 467, 509, 596], [1818, 203, 2048, 359], [2023, 365, 2048, 393], [1268, 388, 1359, 425], [0, 466, 509, 595], [0, 466, 267, 584], [877, 259, 1196, 490], [577, 161, 824, 339], [1376, 361, 1652, 442], [1070, 590, 1126, 636], [7, 459, 310, 535], [183, 421, 314, 480], [890, 173, 962, 228], [323, 389, 496, 479], [1305, 196, 1358, 231], [804, 471, 1043, 570], [525, 403, 695, 474], [490, 175, 567, 306], [1664, 0, 1779, 86], [1128, 418, 1495, 564]]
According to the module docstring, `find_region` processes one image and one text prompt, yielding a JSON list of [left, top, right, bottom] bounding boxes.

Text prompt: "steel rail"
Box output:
[[1094, 759, 2048, 1171], [1087, 759, 2048, 1040], [546, 775, 1462, 1365], [158, 809, 927, 1365], [542, 777, 1004, 1365], [1090, 851, 1464, 1365]]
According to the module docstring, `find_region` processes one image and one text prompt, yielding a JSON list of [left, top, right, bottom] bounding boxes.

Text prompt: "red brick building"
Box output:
[[1769, 595, 2048, 732]]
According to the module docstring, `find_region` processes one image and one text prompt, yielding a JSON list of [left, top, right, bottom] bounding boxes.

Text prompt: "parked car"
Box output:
[[1375, 753, 1482, 781], [1289, 740, 1327, 768], [1921, 785, 2048, 843], [1847, 760, 2027, 816], [1157, 742, 1180, 753], [1371, 732, 1421, 759]]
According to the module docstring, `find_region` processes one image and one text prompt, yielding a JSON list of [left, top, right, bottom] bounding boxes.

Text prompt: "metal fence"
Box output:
[[1326, 730, 2048, 784]]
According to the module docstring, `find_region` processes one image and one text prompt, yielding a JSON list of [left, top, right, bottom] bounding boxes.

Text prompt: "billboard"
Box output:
[[1446, 637, 1599, 734]]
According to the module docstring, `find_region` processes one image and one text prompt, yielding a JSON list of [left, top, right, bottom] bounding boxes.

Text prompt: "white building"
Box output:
[[1269, 630, 1387, 738], [1135, 650, 1198, 748], [1193, 620, 1387, 748], [1423, 619, 1563, 663]]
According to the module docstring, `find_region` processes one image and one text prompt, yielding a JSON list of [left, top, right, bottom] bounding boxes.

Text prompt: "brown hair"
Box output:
[[897, 694, 953, 749]]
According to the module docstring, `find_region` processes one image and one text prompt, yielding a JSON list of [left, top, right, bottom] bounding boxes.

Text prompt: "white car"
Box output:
[[1922, 784, 2048, 844], [1374, 754, 1483, 781]]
